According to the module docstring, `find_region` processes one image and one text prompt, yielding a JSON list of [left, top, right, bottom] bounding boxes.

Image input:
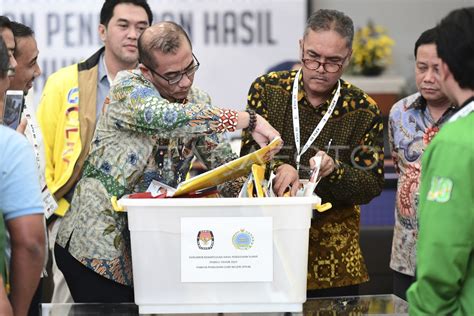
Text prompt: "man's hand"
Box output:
[[16, 118, 27, 135], [0, 276, 13, 316], [310, 151, 335, 179], [273, 164, 300, 196], [251, 114, 281, 148]]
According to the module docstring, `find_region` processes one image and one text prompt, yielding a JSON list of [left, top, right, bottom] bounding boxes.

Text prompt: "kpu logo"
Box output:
[[197, 230, 214, 250]]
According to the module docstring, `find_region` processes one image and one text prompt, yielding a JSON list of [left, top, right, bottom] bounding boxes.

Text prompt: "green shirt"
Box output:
[[407, 110, 474, 315]]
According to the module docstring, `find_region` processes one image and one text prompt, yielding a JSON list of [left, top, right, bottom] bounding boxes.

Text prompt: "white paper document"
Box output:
[[181, 217, 273, 282]]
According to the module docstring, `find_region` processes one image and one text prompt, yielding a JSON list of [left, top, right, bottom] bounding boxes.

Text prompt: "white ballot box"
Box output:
[[119, 197, 319, 314]]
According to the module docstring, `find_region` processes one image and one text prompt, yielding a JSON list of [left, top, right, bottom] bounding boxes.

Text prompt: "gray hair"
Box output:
[[138, 21, 192, 69], [304, 9, 354, 48]]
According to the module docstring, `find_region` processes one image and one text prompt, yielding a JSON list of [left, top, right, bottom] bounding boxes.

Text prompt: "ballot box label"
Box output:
[[181, 217, 273, 282]]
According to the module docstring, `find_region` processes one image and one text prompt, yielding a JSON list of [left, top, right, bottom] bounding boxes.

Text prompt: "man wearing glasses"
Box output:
[[241, 9, 384, 297], [54, 21, 280, 303]]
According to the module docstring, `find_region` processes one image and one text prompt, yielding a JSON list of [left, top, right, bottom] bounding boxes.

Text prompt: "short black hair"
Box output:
[[11, 21, 34, 38], [0, 36, 9, 78], [11, 22, 35, 58], [436, 7, 474, 90], [100, 0, 153, 27], [0, 15, 12, 31], [414, 27, 437, 58]]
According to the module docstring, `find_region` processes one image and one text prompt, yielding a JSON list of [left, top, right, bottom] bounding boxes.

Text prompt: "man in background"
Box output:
[[388, 27, 457, 300], [0, 39, 12, 316], [9, 22, 41, 95], [0, 16, 17, 76], [9, 21, 42, 136], [36, 0, 153, 303], [241, 9, 384, 296], [8, 21, 48, 316], [407, 7, 474, 315], [0, 16, 18, 120], [0, 33, 46, 316]]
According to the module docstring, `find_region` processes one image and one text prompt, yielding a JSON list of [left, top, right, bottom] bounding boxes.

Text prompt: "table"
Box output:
[[41, 294, 408, 315]]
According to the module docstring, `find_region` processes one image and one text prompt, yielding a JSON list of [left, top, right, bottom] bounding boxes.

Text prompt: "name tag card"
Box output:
[[181, 217, 273, 282]]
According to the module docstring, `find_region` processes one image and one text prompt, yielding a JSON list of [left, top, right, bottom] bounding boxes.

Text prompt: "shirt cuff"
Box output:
[[4, 207, 44, 221], [216, 109, 238, 132]]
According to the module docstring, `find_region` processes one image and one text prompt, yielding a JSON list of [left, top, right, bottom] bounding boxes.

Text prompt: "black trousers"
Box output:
[[27, 278, 42, 316], [54, 243, 134, 303], [393, 271, 415, 300], [307, 284, 359, 298]]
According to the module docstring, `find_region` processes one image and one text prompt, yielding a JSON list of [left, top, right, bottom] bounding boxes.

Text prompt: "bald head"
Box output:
[[138, 21, 192, 69]]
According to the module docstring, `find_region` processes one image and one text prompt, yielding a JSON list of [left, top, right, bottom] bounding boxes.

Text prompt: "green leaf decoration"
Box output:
[[103, 225, 115, 236], [114, 234, 122, 250], [102, 209, 113, 217]]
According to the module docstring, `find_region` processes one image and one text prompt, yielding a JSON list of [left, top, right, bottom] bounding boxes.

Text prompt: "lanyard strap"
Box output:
[[292, 69, 341, 170], [23, 105, 58, 218], [448, 101, 474, 122]]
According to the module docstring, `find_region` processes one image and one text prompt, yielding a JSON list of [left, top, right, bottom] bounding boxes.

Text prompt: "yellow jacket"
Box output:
[[37, 48, 104, 216]]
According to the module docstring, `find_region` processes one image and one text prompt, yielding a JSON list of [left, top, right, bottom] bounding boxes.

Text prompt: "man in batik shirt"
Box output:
[[407, 8, 474, 314], [55, 21, 280, 303], [389, 27, 456, 300], [241, 9, 384, 296]]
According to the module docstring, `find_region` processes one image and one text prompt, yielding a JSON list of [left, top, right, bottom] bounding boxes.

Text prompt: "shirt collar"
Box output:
[[406, 94, 427, 110], [408, 93, 459, 125], [459, 95, 474, 109], [98, 52, 109, 84], [407, 94, 457, 111]]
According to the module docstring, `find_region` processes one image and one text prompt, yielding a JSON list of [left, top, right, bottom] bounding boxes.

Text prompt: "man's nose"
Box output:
[[178, 73, 193, 87], [34, 64, 42, 78], [9, 56, 17, 73], [424, 68, 436, 82], [315, 63, 326, 73], [127, 27, 138, 39]]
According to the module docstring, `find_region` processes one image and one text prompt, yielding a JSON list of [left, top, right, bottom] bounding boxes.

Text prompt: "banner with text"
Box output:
[[1, 0, 306, 110]]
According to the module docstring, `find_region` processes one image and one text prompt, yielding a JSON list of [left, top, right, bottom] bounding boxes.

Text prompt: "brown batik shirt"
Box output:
[[240, 70, 384, 289]]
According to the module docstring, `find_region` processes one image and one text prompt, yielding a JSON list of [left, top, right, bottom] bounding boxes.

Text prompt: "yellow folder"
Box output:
[[173, 137, 283, 197]]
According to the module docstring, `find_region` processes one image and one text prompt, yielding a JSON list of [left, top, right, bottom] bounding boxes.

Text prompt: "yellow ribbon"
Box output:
[[111, 196, 124, 212]]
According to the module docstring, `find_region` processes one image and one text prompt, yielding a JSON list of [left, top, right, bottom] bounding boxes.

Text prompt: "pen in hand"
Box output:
[[326, 138, 333, 154]]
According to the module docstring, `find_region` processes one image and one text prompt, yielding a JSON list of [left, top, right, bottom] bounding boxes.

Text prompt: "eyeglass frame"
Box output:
[[300, 43, 350, 73], [142, 53, 200, 85]]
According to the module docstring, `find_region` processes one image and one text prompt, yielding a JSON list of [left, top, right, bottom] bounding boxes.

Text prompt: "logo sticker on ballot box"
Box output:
[[181, 217, 273, 282], [197, 230, 215, 250]]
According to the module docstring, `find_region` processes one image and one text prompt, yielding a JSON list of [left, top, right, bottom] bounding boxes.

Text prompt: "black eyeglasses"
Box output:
[[143, 53, 200, 85], [301, 44, 348, 73]]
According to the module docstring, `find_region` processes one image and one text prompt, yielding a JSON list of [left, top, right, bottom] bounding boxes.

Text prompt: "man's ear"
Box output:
[[98, 24, 107, 43], [139, 64, 152, 81]]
